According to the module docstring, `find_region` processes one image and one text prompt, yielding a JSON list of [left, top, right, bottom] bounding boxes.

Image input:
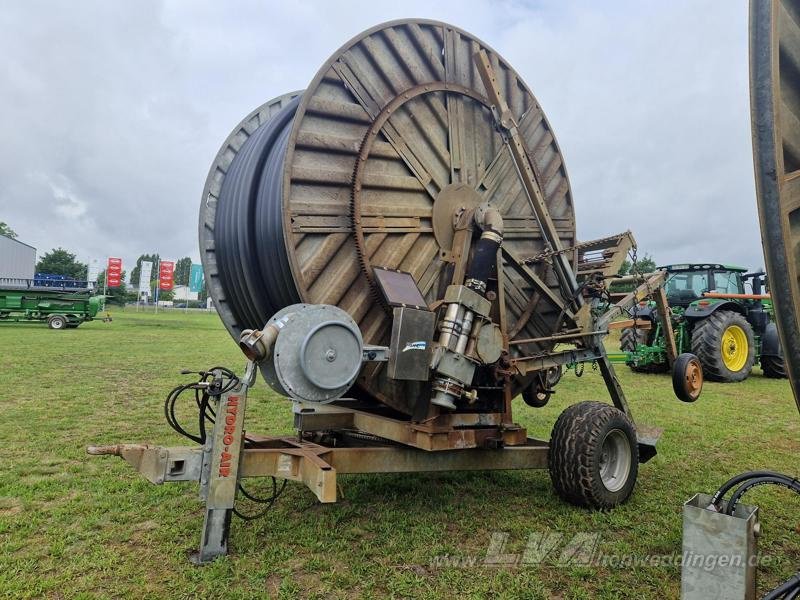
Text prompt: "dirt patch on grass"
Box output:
[[0, 497, 23, 515]]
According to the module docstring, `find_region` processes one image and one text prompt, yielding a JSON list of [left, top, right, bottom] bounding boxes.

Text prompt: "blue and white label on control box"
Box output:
[[402, 341, 427, 352]]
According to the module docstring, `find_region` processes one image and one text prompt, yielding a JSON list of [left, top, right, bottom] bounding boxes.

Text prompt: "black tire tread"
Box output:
[[548, 401, 638, 509], [690, 310, 755, 382], [761, 354, 787, 378]]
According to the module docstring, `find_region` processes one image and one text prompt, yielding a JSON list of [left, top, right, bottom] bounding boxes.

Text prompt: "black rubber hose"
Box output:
[[712, 471, 800, 600], [763, 573, 800, 600], [725, 475, 800, 516], [784, 583, 800, 600], [215, 96, 302, 330], [465, 236, 500, 295], [711, 470, 795, 508]]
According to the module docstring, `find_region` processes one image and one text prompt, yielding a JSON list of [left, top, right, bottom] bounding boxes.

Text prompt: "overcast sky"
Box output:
[[0, 0, 760, 278]]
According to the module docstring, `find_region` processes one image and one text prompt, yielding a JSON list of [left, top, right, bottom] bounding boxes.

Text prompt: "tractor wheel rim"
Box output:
[[599, 429, 631, 493], [721, 324, 748, 371], [685, 359, 703, 398]]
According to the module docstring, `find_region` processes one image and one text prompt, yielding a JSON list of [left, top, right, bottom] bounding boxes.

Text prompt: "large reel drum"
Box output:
[[200, 19, 577, 415]]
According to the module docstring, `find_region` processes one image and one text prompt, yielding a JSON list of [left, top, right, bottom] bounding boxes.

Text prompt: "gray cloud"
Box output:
[[0, 0, 763, 277]]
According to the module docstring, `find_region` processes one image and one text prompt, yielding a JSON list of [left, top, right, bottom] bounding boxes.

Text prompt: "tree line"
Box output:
[[32, 247, 205, 307]]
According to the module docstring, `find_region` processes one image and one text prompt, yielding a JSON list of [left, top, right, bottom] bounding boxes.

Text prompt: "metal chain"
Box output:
[[627, 244, 655, 330], [574, 361, 584, 377], [629, 243, 640, 276]]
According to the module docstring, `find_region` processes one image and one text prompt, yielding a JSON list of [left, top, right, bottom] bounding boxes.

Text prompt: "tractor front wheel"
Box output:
[[691, 310, 755, 382], [548, 401, 638, 509]]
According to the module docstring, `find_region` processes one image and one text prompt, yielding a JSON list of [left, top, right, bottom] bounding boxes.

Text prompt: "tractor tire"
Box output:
[[548, 401, 638, 509], [761, 355, 787, 379], [620, 327, 668, 373], [47, 315, 67, 330], [619, 327, 646, 352], [691, 310, 755, 382], [672, 353, 703, 402]]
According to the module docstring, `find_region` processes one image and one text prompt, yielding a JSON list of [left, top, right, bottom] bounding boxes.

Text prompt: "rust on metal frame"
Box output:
[[239, 436, 550, 502], [91, 436, 551, 505]]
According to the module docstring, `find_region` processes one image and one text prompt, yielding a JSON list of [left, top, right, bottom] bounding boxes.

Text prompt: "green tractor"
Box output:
[[618, 264, 786, 382]]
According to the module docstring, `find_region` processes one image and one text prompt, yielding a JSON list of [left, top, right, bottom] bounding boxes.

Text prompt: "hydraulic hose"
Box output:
[[725, 475, 800, 515], [763, 573, 800, 600], [710, 470, 800, 600], [710, 470, 796, 508], [215, 96, 302, 330]]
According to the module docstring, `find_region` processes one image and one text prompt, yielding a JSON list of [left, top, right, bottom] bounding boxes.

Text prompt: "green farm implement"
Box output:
[[0, 278, 109, 329], [609, 264, 786, 383]]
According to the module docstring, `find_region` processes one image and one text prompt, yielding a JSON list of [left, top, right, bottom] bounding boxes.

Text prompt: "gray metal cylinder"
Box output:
[[260, 304, 363, 403]]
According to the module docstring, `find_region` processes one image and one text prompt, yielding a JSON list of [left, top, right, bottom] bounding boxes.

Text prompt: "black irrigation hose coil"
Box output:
[[199, 20, 579, 415], [214, 96, 302, 327]]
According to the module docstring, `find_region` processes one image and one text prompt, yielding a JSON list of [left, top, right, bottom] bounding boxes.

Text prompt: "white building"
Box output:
[[172, 285, 199, 302], [0, 234, 36, 280]]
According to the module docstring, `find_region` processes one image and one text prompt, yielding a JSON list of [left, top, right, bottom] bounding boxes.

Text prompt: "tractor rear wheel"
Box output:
[[761, 355, 787, 378], [620, 327, 668, 373], [548, 401, 638, 509], [691, 310, 755, 382]]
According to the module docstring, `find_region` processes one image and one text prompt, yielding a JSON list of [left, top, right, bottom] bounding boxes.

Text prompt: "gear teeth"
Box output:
[[350, 124, 392, 314]]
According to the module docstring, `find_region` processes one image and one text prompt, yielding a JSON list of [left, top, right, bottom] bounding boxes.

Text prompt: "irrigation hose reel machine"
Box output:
[[89, 18, 696, 564]]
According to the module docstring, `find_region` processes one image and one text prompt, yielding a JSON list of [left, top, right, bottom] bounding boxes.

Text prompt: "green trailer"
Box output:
[[0, 280, 108, 329]]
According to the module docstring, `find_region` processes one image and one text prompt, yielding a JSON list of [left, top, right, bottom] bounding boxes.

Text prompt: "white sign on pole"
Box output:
[[139, 261, 153, 298], [87, 258, 101, 286]]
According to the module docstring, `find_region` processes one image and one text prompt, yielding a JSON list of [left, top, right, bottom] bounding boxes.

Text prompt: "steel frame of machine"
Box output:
[[89, 362, 551, 563], [90, 40, 684, 564]]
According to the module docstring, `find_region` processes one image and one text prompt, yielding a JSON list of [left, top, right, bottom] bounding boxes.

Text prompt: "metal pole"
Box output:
[[154, 259, 160, 314]]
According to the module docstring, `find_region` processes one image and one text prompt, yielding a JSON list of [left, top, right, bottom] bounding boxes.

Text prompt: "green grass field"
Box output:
[[1, 309, 798, 599]]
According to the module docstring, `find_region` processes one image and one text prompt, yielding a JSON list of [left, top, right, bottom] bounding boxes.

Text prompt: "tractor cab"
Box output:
[[660, 264, 747, 309]]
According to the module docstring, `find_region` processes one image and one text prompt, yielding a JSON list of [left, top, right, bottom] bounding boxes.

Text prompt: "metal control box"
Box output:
[[388, 307, 436, 381], [682, 493, 760, 600]]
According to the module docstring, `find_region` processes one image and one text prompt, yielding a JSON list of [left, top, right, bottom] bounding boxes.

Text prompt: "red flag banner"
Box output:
[[159, 261, 175, 291], [107, 257, 122, 288]]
